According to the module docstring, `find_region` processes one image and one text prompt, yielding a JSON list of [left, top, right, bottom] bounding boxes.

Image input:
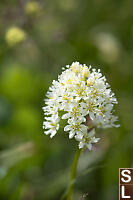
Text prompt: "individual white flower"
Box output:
[[43, 114, 59, 138], [43, 62, 119, 150], [78, 129, 100, 150], [64, 118, 87, 139], [62, 101, 87, 121]]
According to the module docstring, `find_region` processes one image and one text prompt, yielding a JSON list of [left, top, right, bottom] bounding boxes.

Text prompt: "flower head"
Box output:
[[5, 27, 26, 47], [25, 1, 41, 16], [43, 62, 119, 150]]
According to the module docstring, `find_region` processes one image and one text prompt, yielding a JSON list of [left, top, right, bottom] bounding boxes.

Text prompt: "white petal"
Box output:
[[79, 142, 84, 149], [62, 113, 69, 119], [69, 131, 75, 139], [93, 137, 100, 143], [87, 143, 92, 150], [88, 129, 95, 137], [64, 125, 71, 132], [45, 129, 52, 135], [80, 124, 87, 132], [75, 133, 83, 141], [50, 130, 56, 138], [89, 112, 95, 120]]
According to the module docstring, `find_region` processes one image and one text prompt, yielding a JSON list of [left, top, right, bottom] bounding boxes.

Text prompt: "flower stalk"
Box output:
[[42, 62, 119, 199], [66, 147, 82, 200]]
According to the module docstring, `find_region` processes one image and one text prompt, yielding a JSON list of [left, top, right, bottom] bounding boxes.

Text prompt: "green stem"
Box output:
[[66, 147, 82, 200]]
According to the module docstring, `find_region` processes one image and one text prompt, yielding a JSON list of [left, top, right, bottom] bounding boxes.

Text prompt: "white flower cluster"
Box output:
[[43, 62, 119, 150]]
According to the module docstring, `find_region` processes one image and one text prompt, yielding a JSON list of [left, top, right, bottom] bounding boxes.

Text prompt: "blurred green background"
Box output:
[[0, 0, 133, 199]]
